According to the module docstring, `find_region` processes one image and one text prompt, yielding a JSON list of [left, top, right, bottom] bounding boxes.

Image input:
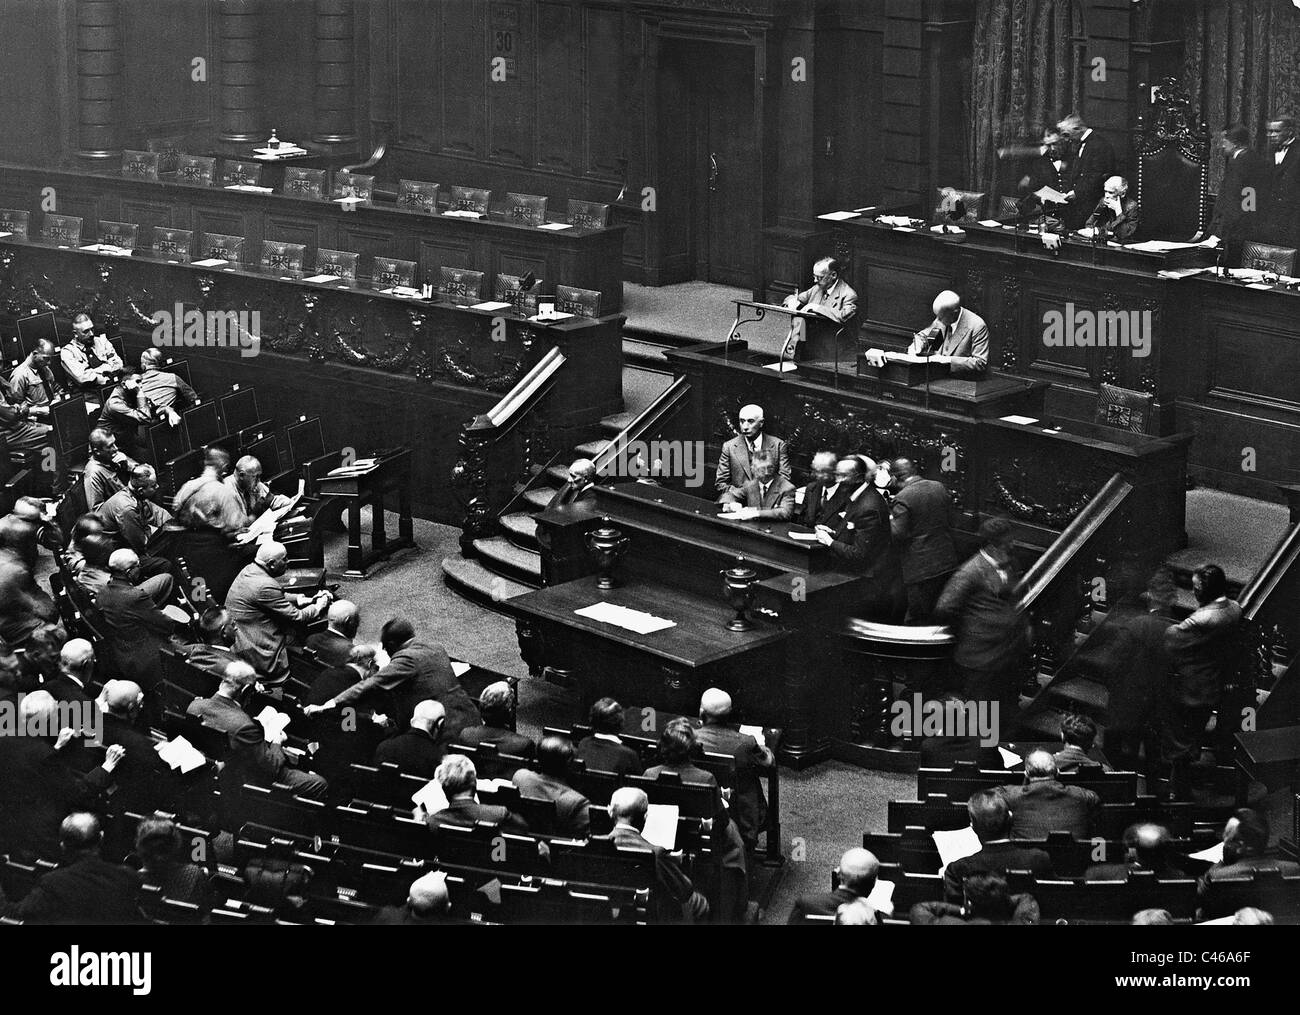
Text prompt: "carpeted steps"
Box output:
[[472, 535, 542, 585], [500, 511, 539, 551]]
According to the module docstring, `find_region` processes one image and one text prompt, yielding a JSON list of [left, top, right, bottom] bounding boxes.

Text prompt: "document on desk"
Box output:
[[641, 804, 679, 851], [411, 777, 449, 815], [998, 746, 1022, 769], [817, 210, 861, 221], [1157, 267, 1210, 280], [978, 219, 1004, 228], [867, 879, 895, 916], [537, 222, 573, 230], [224, 184, 274, 194], [999, 415, 1039, 426], [303, 273, 347, 284], [932, 825, 982, 868], [442, 209, 484, 219], [788, 530, 819, 542], [471, 301, 513, 311], [574, 601, 676, 635], [237, 490, 305, 544], [79, 243, 132, 256], [192, 258, 229, 267], [1124, 239, 1199, 252]]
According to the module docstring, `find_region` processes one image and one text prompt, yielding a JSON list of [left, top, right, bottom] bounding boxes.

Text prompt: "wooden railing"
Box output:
[[452, 346, 565, 555], [1236, 519, 1300, 729]]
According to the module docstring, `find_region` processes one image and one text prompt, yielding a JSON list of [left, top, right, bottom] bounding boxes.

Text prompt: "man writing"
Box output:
[[864, 290, 989, 377], [782, 257, 857, 324]]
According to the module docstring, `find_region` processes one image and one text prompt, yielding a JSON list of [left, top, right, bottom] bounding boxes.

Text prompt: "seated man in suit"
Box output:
[[374, 699, 445, 779], [424, 753, 528, 834], [719, 450, 796, 521], [82, 429, 134, 511], [8, 338, 63, 422], [943, 789, 1053, 901], [137, 347, 199, 411], [186, 660, 327, 799], [1053, 713, 1101, 773], [95, 464, 174, 581], [61, 312, 123, 391], [98, 368, 177, 461], [455, 680, 534, 768], [304, 599, 359, 667], [177, 606, 243, 678], [1083, 175, 1141, 241], [512, 735, 591, 839], [814, 455, 900, 619], [575, 696, 642, 775], [98, 679, 188, 816], [865, 290, 989, 377], [600, 786, 708, 924], [910, 870, 1039, 925], [787, 847, 880, 924], [224, 454, 291, 521], [1198, 808, 1300, 919], [1085, 822, 1185, 881], [547, 458, 598, 509], [714, 403, 790, 500], [918, 693, 1004, 769], [226, 540, 332, 684], [998, 750, 1102, 839], [97, 549, 180, 693], [695, 687, 772, 850], [372, 870, 452, 926], [41, 638, 95, 708], [782, 256, 857, 324], [0, 813, 141, 925], [797, 450, 849, 527]]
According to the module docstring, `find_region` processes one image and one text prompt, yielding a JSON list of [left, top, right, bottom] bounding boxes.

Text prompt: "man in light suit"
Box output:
[[889, 457, 958, 622], [783, 256, 857, 324], [714, 403, 790, 499], [798, 450, 851, 527], [1084, 175, 1142, 241], [226, 539, 332, 683], [865, 291, 989, 377], [720, 451, 796, 521]]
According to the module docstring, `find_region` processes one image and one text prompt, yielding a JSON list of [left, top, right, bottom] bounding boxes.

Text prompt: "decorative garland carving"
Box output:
[[990, 456, 1094, 527], [1000, 276, 1021, 372], [440, 326, 537, 393]]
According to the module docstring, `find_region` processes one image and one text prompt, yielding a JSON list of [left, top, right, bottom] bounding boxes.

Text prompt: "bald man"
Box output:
[[225, 455, 291, 520], [305, 599, 360, 666], [599, 787, 709, 923], [1084, 175, 1141, 241], [997, 750, 1101, 839], [42, 637, 96, 707], [715, 403, 790, 499], [548, 458, 598, 508], [225, 540, 331, 682], [96, 548, 179, 692], [695, 688, 773, 848], [907, 291, 988, 376], [1084, 822, 1185, 881], [99, 678, 187, 814], [373, 698, 447, 778], [787, 847, 881, 923], [373, 869, 452, 925], [0, 367, 52, 453], [8, 338, 63, 420]]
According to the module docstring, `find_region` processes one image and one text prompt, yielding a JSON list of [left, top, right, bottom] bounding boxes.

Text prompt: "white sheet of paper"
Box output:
[[471, 301, 513, 311], [0, 232, 12, 238], [529, 312, 576, 323], [225, 184, 273, 193], [574, 601, 676, 635], [876, 215, 912, 227], [893, 226, 916, 232], [442, 209, 484, 219], [932, 826, 983, 868], [761, 361, 798, 372], [255, 705, 291, 742], [999, 415, 1039, 425], [382, 286, 422, 297], [476, 778, 514, 793], [787, 531, 820, 542], [1197, 915, 1236, 925], [998, 746, 1022, 769], [1246, 282, 1275, 290], [738, 724, 767, 751], [641, 803, 679, 850], [866, 878, 895, 916], [1124, 239, 1199, 252], [304, 273, 346, 283], [156, 736, 206, 774], [978, 219, 1003, 227], [817, 210, 861, 221], [1189, 842, 1225, 864], [1157, 267, 1210, 280], [451, 660, 471, 678], [192, 258, 228, 267], [412, 777, 449, 814], [538, 222, 573, 230], [1034, 185, 1068, 204]]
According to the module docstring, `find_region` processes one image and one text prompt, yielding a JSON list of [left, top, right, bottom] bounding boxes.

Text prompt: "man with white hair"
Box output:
[[813, 455, 900, 618], [99, 678, 187, 814], [715, 403, 790, 499], [456, 680, 535, 771], [787, 847, 881, 923], [43, 638, 95, 707], [1057, 112, 1116, 229], [798, 449, 850, 527], [783, 256, 857, 324], [374, 699, 447, 778], [1084, 175, 1141, 241], [547, 458, 599, 508], [225, 539, 332, 682], [225, 454, 291, 519], [186, 660, 328, 799], [96, 548, 180, 692], [424, 753, 528, 834], [305, 599, 360, 666], [696, 688, 773, 849], [866, 290, 988, 376], [373, 869, 452, 924], [599, 786, 709, 923]]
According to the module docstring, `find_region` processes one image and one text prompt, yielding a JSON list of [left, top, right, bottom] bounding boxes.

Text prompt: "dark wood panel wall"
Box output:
[[0, 1, 1194, 291]]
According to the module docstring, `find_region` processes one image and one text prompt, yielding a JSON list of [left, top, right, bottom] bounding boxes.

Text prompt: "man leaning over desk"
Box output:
[[863, 290, 989, 377], [783, 257, 857, 323]]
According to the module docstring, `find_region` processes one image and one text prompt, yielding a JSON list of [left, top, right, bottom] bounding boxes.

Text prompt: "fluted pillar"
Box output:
[[75, 0, 124, 160], [313, 0, 357, 145], [219, 0, 261, 142]]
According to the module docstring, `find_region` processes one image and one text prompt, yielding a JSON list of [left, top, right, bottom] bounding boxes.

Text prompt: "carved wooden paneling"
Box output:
[[438, 1, 484, 158], [486, 1, 533, 167], [188, 206, 256, 248], [262, 213, 325, 257], [583, 4, 626, 179], [535, 0, 580, 175], [117, 197, 176, 237], [494, 248, 548, 284], [417, 238, 477, 277], [336, 222, 411, 263]]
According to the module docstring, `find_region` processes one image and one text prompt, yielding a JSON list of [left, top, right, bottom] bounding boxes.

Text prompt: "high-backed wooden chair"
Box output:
[[1133, 77, 1210, 242]]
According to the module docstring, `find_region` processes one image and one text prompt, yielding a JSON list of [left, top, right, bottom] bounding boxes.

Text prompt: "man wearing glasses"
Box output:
[[60, 312, 124, 391], [783, 257, 857, 324]]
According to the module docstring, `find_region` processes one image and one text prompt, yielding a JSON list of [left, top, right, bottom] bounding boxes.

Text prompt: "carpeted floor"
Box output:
[[624, 280, 750, 343]]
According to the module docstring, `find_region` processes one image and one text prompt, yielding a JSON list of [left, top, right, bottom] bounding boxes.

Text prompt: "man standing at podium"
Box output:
[[782, 257, 857, 324], [864, 290, 988, 377]]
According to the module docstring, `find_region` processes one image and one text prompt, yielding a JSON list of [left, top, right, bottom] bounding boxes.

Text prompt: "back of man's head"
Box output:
[[327, 599, 359, 637], [699, 687, 732, 723], [80, 532, 114, 569], [254, 540, 287, 568], [199, 607, 233, 646], [59, 637, 95, 677], [608, 787, 649, 829], [478, 681, 513, 727], [589, 696, 623, 734], [1024, 750, 1057, 781], [968, 789, 1012, 841], [1226, 808, 1270, 854], [1124, 823, 1173, 870], [1060, 713, 1097, 751], [537, 735, 574, 779], [962, 871, 1013, 921], [657, 717, 696, 766], [221, 660, 258, 693], [1132, 908, 1174, 925], [380, 617, 415, 653], [60, 812, 102, 855], [435, 754, 477, 797], [411, 699, 445, 734], [407, 870, 450, 919], [103, 679, 144, 717], [107, 548, 139, 576], [838, 848, 880, 897], [204, 446, 232, 475]]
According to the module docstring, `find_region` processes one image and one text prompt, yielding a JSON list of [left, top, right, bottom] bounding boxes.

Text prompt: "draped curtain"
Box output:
[[966, 0, 1082, 205]]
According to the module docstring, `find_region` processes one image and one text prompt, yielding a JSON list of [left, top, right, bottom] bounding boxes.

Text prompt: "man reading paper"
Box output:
[[783, 257, 857, 323], [864, 290, 989, 377]]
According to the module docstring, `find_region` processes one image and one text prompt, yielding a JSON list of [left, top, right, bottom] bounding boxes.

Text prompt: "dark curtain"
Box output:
[[966, 0, 1082, 205]]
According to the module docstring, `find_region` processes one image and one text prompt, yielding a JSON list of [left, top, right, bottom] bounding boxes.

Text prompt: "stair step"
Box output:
[[440, 555, 532, 612], [1043, 677, 1109, 713], [546, 464, 570, 484], [522, 486, 555, 510], [623, 336, 674, 369], [600, 410, 636, 435], [500, 511, 539, 550], [574, 438, 610, 458], [472, 536, 542, 585]]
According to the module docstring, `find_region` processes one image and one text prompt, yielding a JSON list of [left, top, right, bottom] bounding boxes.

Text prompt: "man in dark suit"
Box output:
[[1263, 115, 1300, 248], [910, 871, 1039, 925], [1058, 113, 1117, 230], [787, 847, 880, 924], [547, 458, 599, 508], [41, 637, 95, 708], [798, 450, 850, 527], [714, 403, 790, 500], [998, 750, 1101, 839], [424, 753, 529, 834], [454, 679, 535, 767], [1083, 175, 1142, 241], [1199, 125, 1260, 263], [304, 599, 359, 667], [374, 699, 446, 779], [305, 644, 394, 785], [1015, 127, 1070, 228], [308, 617, 477, 736], [720, 451, 796, 521], [512, 735, 591, 839], [178, 607, 243, 678], [1160, 564, 1243, 800], [99, 679, 188, 815], [372, 870, 451, 925], [695, 687, 771, 850], [1085, 822, 1186, 881], [575, 697, 642, 775], [1053, 713, 1101, 773], [1198, 809, 1300, 919], [935, 516, 1030, 719], [889, 458, 958, 622], [186, 660, 328, 799], [600, 786, 709, 923], [815, 455, 900, 619], [96, 548, 180, 693], [0, 813, 142, 924], [0, 692, 123, 860], [943, 790, 1053, 901]]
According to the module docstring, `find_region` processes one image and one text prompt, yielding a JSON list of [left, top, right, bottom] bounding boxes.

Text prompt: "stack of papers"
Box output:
[[192, 257, 229, 268], [1124, 239, 1199, 252], [155, 736, 206, 774], [1157, 267, 1210, 280], [224, 184, 274, 194], [79, 243, 132, 256], [326, 458, 378, 478], [999, 415, 1039, 426], [977, 219, 1004, 228], [381, 286, 423, 297], [470, 301, 513, 312], [876, 215, 914, 227], [254, 145, 308, 159], [303, 273, 347, 284], [529, 312, 575, 323], [574, 601, 676, 635]]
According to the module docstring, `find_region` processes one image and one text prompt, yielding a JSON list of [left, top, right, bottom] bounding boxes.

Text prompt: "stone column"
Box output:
[[75, 0, 124, 160], [219, 0, 261, 143], [313, 0, 357, 146]]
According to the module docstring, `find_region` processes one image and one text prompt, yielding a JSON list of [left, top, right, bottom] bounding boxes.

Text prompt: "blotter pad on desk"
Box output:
[[574, 601, 676, 635]]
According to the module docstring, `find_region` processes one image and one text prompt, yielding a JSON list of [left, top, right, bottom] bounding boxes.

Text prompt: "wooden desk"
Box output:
[[315, 448, 414, 578], [1234, 727, 1300, 806]]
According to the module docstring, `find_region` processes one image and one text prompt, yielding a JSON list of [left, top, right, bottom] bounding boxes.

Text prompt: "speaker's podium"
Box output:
[[861, 352, 951, 386], [725, 299, 854, 371]]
